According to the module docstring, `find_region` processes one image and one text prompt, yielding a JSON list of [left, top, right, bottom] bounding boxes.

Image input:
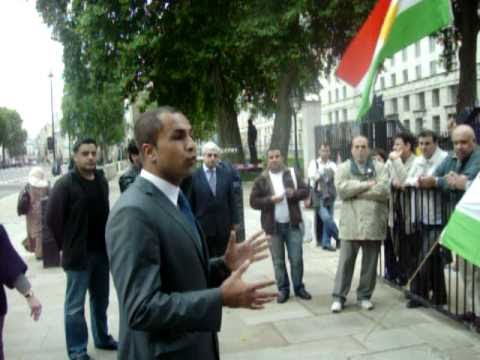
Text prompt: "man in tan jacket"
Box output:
[[331, 136, 389, 313]]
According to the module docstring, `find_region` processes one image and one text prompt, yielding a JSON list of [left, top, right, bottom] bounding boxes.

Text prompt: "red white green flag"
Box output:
[[336, 0, 453, 119]]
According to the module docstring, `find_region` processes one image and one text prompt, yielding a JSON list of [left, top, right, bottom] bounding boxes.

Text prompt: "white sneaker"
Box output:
[[358, 299, 374, 310], [331, 301, 343, 313]]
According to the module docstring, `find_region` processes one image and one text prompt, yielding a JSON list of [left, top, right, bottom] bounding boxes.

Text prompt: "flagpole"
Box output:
[[406, 238, 441, 288]]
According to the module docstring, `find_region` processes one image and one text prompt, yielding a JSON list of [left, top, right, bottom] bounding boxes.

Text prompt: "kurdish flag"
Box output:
[[442, 176, 480, 267], [336, 0, 453, 119]]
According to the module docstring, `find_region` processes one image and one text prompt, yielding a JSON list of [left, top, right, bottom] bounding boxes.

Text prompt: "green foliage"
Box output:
[[61, 82, 125, 147], [37, 0, 126, 148], [436, 0, 479, 111], [36, 0, 376, 156], [0, 107, 28, 161]]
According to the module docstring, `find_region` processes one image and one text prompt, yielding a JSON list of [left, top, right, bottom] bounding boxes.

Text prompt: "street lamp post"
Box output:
[[48, 72, 56, 162], [293, 108, 299, 168], [290, 94, 300, 169]]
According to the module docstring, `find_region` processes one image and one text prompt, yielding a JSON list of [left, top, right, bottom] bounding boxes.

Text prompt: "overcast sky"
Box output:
[[0, 0, 64, 139]]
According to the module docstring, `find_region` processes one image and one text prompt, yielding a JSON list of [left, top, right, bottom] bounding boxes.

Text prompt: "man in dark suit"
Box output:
[[189, 142, 240, 257], [106, 106, 276, 360]]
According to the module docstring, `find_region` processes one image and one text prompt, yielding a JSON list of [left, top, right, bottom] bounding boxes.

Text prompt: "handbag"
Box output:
[[17, 184, 31, 216]]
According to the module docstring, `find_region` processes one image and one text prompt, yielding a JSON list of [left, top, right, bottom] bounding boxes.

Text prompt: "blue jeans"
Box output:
[[318, 204, 338, 248], [64, 253, 112, 359], [269, 223, 305, 294]]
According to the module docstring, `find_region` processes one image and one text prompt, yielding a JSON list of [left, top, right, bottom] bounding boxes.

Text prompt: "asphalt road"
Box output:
[[0, 183, 24, 200], [0, 165, 50, 199]]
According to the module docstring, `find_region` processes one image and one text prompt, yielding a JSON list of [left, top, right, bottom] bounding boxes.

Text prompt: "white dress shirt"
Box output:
[[307, 158, 337, 185], [405, 147, 448, 225], [269, 170, 290, 223], [140, 169, 179, 206], [202, 163, 216, 177], [405, 147, 448, 186]]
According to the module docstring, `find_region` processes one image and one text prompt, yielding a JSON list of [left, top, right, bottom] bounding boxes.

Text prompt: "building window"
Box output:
[[335, 110, 339, 124], [415, 118, 423, 133], [328, 112, 332, 124], [403, 95, 410, 111], [403, 69, 409, 83], [328, 91, 331, 103], [391, 56, 395, 66], [402, 48, 408, 62], [391, 73, 396, 87], [391, 98, 398, 113], [404, 119, 411, 131], [335, 88, 339, 102], [417, 92, 426, 110], [342, 86, 347, 99], [430, 60, 437, 76], [429, 36, 436, 53], [432, 89, 440, 107], [415, 65, 422, 80], [380, 77, 385, 90], [415, 41, 421, 57], [342, 108, 348, 122], [449, 85, 458, 104], [433, 115, 441, 133]]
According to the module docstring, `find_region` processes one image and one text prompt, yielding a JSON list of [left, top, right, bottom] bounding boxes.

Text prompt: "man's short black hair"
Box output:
[[417, 129, 439, 143], [134, 106, 178, 158], [73, 138, 97, 153], [372, 148, 387, 162], [127, 140, 139, 163], [394, 132, 416, 149]]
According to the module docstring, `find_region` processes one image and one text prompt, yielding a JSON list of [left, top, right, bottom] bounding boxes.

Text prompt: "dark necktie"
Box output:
[[207, 169, 216, 195], [177, 191, 202, 248]]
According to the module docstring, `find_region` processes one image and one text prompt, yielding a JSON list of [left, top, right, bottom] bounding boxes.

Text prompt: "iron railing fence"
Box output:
[[379, 186, 479, 328]]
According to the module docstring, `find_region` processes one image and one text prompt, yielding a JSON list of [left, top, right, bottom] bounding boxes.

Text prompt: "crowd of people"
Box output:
[[2, 105, 479, 359]]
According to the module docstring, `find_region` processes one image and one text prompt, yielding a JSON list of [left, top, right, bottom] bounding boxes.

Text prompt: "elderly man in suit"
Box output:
[[189, 142, 240, 258], [106, 106, 276, 360]]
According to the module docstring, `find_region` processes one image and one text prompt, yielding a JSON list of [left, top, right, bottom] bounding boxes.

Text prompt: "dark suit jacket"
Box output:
[[106, 177, 230, 360], [189, 166, 239, 242]]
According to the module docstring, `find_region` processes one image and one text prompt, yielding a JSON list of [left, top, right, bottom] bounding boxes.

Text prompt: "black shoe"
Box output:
[[406, 299, 423, 309], [96, 337, 118, 351], [295, 288, 312, 300], [72, 355, 93, 360], [396, 276, 407, 286], [459, 312, 476, 322], [322, 246, 336, 252], [277, 292, 289, 304]]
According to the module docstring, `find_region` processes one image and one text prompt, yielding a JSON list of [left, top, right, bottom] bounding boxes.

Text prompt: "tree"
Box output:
[[236, 1, 377, 157], [439, 0, 479, 113], [61, 83, 125, 163], [35, 2, 126, 162], [37, 0, 377, 161], [0, 107, 28, 164]]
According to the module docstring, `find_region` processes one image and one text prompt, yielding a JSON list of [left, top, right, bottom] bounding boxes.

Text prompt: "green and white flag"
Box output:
[[442, 176, 480, 267]]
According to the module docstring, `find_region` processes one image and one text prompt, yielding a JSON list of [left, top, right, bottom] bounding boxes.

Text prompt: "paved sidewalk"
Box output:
[[2, 179, 480, 359]]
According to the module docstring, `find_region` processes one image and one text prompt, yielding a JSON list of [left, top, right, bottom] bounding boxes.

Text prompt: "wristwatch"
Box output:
[[24, 289, 34, 299]]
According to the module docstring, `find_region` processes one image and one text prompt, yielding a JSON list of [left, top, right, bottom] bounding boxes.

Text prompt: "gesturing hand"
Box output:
[[224, 230, 270, 272], [27, 294, 42, 321], [221, 260, 277, 309]]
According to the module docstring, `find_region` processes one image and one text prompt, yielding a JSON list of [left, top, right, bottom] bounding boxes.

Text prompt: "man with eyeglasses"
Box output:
[[189, 142, 240, 257]]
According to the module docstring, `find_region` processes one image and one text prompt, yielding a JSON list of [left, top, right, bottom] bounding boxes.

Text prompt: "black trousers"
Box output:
[[410, 226, 447, 305], [248, 143, 258, 164], [205, 235, 229, 258], [384, 228, 400, 282]]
